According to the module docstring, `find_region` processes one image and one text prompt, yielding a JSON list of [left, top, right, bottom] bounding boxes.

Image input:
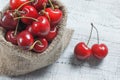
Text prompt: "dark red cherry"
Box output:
[[17, 30, 34, 50], [5, 31, 17, 45], [32, 0, 48, 11], [33, 38, 48, 53], [0, 10, 18, 30]]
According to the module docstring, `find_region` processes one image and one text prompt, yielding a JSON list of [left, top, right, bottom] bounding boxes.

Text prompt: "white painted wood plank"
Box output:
[[0, 0, 120, 80]]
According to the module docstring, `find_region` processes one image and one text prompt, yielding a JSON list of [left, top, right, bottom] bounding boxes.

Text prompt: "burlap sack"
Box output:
[[0, 0, 73, 76]]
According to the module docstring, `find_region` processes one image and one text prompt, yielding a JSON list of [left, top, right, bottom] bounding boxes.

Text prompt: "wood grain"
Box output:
[[0, 0, 120, 80]]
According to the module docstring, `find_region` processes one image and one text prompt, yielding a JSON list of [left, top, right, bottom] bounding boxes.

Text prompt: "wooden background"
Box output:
[[0, 0, 120, 80]]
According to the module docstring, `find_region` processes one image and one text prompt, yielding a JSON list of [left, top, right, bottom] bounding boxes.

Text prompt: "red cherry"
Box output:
[[27, 16, 50, 36], [33, 38, 48, 53], [32, 0, 48, 11], [0, 10, 18, 30], [92, 44, 108, 59], [10, 0, 29, 10], [45, 8, 62, 25], [5, 31, 18, 45], [21, 5, 39, 25], [74, 42, 92, 60], [45, 27, 57, 42], [17, 30, 34, 50]]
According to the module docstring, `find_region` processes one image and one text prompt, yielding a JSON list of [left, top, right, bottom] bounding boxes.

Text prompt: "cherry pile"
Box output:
[[74, 23, 108, 60], [0, 0, 63, 53]]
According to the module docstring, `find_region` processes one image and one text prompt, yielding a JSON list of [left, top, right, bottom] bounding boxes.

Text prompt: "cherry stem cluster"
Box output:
[[87, 23, 100, 46], [48, 0, 55, 10], [29, 40, 42, 50], [14, 16, 38, 22]]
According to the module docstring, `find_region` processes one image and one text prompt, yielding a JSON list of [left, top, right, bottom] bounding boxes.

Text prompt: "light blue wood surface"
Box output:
[[0, 0, 120, 80]]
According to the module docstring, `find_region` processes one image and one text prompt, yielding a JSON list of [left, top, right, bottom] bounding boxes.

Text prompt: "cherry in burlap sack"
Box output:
[[0, 0, 73, 76]]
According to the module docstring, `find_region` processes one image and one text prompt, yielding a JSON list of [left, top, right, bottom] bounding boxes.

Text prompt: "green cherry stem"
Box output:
[[91, 23, 100, 44], [14, 16, 39, 22], [86, 23, 94, 45], [29, 40, 42, 50], [48, 0, 55, 10]]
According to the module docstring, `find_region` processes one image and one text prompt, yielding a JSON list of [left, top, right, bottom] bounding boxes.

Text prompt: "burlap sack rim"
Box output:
[[0, 0, 67, 59]]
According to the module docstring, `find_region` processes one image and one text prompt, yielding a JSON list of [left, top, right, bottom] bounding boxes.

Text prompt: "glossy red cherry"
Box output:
[[92, 44, 108, 59], [17, 30, 34, 50], [74, 42, 92, 60], [21, 5, 39, 25], [27, 16, 50, 36], [32, 0, 48, 11], [45, 27, 57, 42], [0, 10, 18, 30], [45, 8, 62, 25], [33, 38, 48, 53], [5, 31, 18, 45], [90, 23, 108, 59], [10, 0, 29, 10]]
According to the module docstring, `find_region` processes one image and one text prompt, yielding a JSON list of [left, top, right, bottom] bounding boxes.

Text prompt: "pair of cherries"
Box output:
[[0, 0, 62, 53], [74, 23, 108, 60]]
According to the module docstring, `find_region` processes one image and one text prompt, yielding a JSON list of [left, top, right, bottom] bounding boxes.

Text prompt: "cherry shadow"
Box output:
[[69, 54, 88, 68], [69, 54, 103, 68], [87, 55, 103, 68]]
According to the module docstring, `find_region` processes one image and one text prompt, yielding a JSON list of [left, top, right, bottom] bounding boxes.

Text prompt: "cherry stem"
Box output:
[[87, 23, 94, 45], [29, 40, 42, 50], [14, 16, 38, 22], [16, 0, 34, 11], [14, 19, 20, 36], [91, 23, 99, 44], [48, 0, 55, 10]]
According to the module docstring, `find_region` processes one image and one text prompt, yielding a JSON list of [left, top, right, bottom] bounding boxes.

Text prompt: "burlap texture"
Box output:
[[0, 0, 74, 76]]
